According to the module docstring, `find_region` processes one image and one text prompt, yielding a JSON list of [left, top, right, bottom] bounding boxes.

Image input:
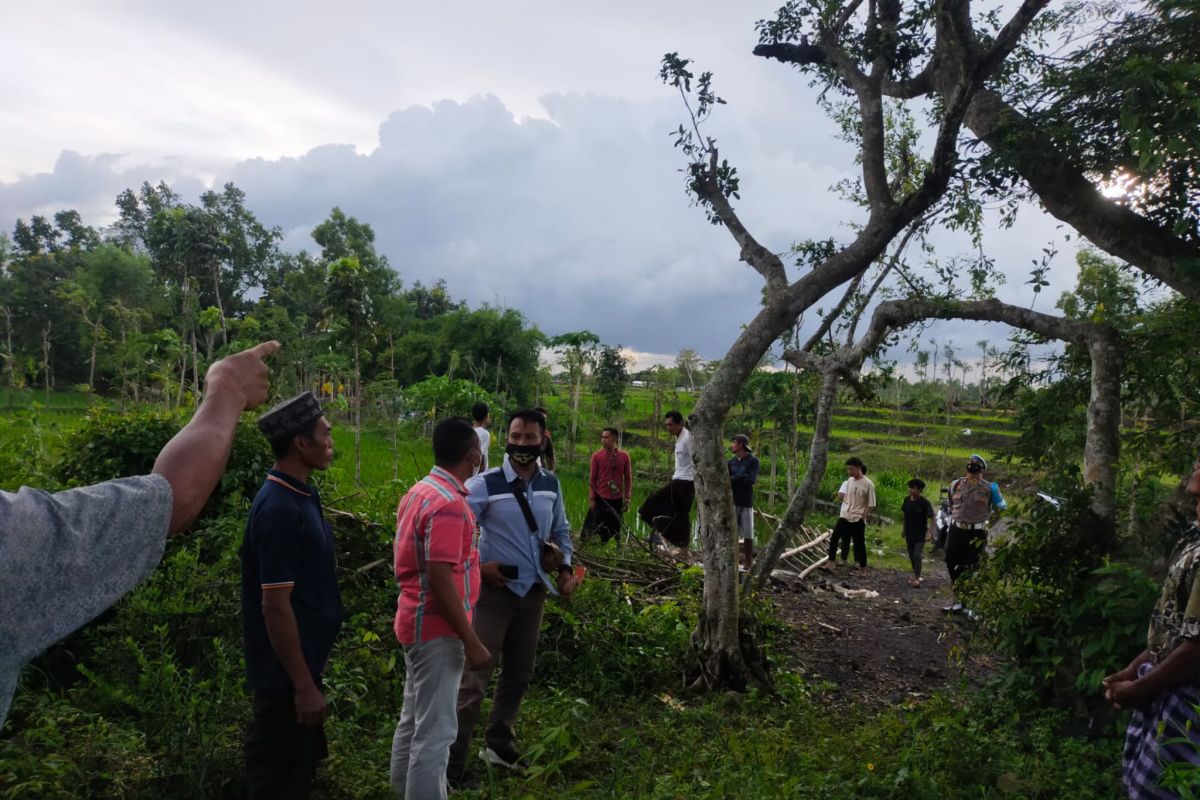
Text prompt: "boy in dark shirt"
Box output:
[[901, 478, 935, 588]]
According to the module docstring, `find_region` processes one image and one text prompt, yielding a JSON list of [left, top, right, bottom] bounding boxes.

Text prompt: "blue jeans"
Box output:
[[390, 637, 465, 799]]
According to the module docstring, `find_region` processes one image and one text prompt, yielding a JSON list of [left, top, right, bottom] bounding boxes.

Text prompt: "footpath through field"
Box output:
[[767, 562, 993, 708]]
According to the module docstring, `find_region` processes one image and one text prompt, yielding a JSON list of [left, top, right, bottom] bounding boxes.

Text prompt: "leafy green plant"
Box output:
[[537, 578, 692, 698], [54, 407, 272, 515], [961, 483, 1157, 703]]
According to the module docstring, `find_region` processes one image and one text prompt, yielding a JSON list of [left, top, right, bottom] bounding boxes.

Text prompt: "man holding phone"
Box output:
[[447, 409, 576, 785]]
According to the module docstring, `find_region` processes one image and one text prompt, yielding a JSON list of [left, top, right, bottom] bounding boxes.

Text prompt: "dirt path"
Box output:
[[766, 560, 997, 708]]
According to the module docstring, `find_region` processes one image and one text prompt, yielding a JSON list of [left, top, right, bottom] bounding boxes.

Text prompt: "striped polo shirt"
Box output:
[[393, 466, 480, 645]]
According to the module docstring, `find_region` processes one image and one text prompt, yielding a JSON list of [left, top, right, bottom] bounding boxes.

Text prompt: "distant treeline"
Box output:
[[0, 182, 544, 405]]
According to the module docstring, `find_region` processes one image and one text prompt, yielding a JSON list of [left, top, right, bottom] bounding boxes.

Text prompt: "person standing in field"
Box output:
[[390, 417, 492, 800], [942, 454, 1006, 614], [471, 401, 491, 475], [447, 409, 576, 783], [822, 457, 876, 572], [0, 341, 278, 732], [588, 427, 632, 545], [728, 434, 760, 570], [637, 410, 695, 550], [241, 392, 343, 800], [901, 478, 935, 588], [533, 406, 556, 471], [1105, 455, 1200, 799]]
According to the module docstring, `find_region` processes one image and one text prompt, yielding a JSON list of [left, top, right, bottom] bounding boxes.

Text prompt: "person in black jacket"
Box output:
[[728, 434, 761, 570]]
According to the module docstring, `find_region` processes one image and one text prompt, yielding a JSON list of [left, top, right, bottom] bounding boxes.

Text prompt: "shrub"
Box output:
[[55, 407, 273, 516], [961, 483, 1157, 704], [537, 578, 692, 698]]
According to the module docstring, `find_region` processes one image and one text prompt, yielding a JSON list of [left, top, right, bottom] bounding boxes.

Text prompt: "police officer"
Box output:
[[943, 454, 1006, 614]]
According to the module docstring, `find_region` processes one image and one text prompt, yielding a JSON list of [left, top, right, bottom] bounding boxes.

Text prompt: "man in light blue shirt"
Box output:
[[448, 409, 576, 784]]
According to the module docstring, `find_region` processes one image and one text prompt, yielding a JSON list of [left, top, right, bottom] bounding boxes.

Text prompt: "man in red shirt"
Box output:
[[390, 417, 492, 800], [588, 427, 632, 544]]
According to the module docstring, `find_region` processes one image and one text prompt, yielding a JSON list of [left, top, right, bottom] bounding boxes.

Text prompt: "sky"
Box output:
[[0, 0, 1081, 370]]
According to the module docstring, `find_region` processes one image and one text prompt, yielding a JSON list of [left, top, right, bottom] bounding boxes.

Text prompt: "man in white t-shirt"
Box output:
[[470, 402, 491, 475], [637, 410, 695, 549], [822, 456, 876, 572]]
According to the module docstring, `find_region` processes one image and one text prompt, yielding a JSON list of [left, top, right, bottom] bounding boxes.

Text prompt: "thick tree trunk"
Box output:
[[689, 410, 772, 692], [749, 369, 839, 590]]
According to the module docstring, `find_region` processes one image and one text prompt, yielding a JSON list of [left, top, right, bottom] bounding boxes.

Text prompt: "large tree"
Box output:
[[662, 0, 1055, 690]]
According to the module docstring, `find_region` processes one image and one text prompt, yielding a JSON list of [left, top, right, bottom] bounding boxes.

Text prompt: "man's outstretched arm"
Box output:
[[154, 341, 279, 533]]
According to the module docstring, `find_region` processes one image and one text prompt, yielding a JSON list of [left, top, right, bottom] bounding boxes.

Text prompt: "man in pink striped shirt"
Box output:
[[390, 417, 491, 800]]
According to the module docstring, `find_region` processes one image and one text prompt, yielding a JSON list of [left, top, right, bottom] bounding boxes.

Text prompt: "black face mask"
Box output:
[[506, 442, 543, 466]]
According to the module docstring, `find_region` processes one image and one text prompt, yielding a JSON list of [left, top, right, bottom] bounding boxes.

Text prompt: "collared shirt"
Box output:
[[467, 458, 573, 598], [727, 453, 760, 508], [589, 447, 632, 501], [1147, 526, 1200, 664], [241, 469, 343, 692], [1, 475, 172, 730], [837, 476, 876, 523], [672, 427, 694, 481], [393, 466, 481, 645], [949, 477, 1007, 525]]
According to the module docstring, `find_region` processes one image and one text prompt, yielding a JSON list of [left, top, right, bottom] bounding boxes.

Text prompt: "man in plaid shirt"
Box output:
[[390, 417, 492, 800], [1105, 456, 1200, 799]]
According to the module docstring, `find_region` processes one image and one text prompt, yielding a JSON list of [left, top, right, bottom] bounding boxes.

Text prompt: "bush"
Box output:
[[961, 483, 1157, 704], [55, 407, 273, 517], [537, 578, 692, 698]]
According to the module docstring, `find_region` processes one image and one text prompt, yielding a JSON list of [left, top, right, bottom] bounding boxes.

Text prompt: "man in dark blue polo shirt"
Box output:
[[241, 391, 342, 800]]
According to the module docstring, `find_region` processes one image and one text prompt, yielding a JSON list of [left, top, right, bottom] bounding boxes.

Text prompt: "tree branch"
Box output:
[[801, 273, 862, 353], [697, 149, 789, 293], [978, 0, 1054, 79], [962, 89, 1200, 302]]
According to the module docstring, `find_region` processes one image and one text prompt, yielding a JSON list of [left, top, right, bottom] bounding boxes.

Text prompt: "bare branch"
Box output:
[[696, 148, 789, 293], [842, 296, 1091, 369], [801, 273, 862, 352]]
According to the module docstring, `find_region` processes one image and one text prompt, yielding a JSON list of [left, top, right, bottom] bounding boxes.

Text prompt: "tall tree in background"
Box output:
[[594, 344, 632, 426], [314, 207, 394, 484], [549, 330, 600, 464], [675, 348, 703, 393]]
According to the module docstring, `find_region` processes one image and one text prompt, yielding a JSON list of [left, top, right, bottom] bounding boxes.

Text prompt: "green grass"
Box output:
[[1, 391, 1127, 800], [0, 388, 97, 410], [830, 413, 1018, 439]]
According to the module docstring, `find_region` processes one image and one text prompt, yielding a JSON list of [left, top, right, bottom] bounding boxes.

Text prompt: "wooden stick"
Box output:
[[799, 556, 830, 580]]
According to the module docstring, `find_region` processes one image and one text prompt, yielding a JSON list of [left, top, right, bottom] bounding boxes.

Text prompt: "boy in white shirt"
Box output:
[[823, 457, 876, 572]]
